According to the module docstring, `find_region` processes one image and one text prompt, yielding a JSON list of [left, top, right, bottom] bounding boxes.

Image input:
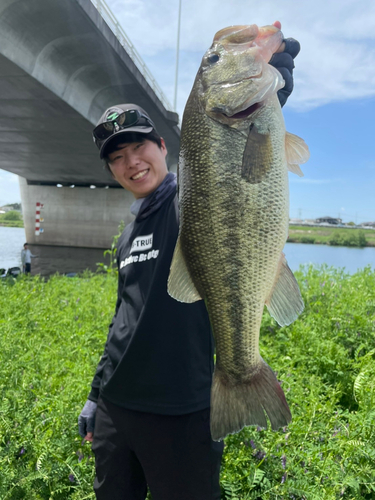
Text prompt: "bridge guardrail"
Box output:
[[89, 0, 173, 112]]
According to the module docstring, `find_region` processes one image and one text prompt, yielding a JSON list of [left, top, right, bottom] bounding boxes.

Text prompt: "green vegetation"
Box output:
[[0, 266, 374, 499], [0, 210, 23, 228], [288, 225, 375, 247]]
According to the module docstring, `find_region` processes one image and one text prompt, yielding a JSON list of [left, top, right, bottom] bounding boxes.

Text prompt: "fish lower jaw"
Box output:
[[229, 101, 263, 119], [211, 101, 263, 121]]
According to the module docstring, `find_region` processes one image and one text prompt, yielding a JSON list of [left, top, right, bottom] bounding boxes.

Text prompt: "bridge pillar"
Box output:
[[19, 177, 134, 276]]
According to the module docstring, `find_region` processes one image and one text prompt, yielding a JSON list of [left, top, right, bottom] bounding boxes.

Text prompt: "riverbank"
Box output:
[[1, 269, 374, 498], [0, 221, 23, 228], [287, 225, 375, 247]]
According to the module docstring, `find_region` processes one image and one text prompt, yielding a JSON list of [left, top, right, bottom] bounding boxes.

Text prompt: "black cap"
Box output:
[[94, 103, 156, 159]]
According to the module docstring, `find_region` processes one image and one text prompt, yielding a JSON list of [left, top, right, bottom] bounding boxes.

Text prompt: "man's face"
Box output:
[[107, 138, 168, 198]]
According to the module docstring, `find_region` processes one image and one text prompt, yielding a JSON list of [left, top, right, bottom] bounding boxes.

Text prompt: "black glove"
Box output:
[[78, 399, 97, 438], [269, 38, 300, 107]]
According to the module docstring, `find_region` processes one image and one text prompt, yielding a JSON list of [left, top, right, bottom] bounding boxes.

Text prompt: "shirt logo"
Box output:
[[130, 234, 153, 253]]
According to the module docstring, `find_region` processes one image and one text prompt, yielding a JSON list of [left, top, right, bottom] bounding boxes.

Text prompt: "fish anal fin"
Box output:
[[242, 124, 272, 184], [210, 359, 292, 441], [285, 131, 310, 177], [167, 235, 202, 303], [265, 252, 304, 326]]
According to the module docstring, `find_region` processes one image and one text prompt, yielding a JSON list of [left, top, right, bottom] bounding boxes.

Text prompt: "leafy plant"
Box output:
[[329, 230, 367, 247], [0, 265, 374, 498], [96, 221, 125, 275]]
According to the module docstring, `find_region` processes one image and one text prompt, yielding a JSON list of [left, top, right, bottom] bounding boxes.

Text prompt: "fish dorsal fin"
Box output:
[[242, 124, 272, 184], [167, 235, 202, 303], [265, 253, 304, 326], [285, 132, 310, 177]]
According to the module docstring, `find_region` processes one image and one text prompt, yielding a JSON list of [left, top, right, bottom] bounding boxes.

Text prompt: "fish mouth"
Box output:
[[226, 102, 263, 119]]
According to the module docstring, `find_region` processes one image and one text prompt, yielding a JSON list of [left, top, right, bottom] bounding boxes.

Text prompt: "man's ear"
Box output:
[[160, 138, 168, 156]]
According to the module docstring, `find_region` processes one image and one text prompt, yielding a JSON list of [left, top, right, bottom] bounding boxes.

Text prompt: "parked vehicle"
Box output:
[[7, 267, 21, 277], [1, 267, 21, 279]]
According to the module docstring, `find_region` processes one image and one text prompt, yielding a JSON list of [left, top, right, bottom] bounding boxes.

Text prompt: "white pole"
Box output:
[[173, 0, 182, 112]]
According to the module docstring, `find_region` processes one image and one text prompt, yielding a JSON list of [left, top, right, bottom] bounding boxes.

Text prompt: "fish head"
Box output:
[[197, 24, 285, 128]]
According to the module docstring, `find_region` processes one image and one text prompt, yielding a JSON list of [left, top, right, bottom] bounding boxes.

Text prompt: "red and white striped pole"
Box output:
[[35, 203, 44, 236]]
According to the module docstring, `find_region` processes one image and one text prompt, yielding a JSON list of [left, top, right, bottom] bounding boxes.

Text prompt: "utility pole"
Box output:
[[173, 0, 182, 112]]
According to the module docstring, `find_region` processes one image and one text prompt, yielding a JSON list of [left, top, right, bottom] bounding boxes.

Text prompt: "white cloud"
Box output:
[[106, 0, 375, 115]]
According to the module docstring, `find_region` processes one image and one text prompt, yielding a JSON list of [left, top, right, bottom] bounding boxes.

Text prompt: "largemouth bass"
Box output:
[[168, 23, 309, 441]]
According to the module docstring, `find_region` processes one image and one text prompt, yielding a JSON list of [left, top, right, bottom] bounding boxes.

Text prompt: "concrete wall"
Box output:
[[26, 243, 111, 276], [19, 177, 134, 248], [19, 176, 135, 275]]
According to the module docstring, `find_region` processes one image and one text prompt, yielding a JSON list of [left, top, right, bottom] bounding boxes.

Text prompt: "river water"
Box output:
[[0, 226, 26, 272], [284, 242, 375, 274], [1, 226, 375, 275]]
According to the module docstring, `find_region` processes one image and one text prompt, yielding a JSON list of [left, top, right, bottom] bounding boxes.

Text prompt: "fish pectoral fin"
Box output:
[[241, 124, 272, 184], [285, 131, 310, 177], [167, 235, 202, 303], [265, 253, 304, 326]]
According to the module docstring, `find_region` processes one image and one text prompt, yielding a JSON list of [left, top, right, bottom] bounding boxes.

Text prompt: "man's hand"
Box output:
[[78, 399, 97, 442], [269, 21, 300, 107]]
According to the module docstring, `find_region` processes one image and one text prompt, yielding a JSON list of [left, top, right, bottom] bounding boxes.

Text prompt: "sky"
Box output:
[[1, 0, 375, 223]]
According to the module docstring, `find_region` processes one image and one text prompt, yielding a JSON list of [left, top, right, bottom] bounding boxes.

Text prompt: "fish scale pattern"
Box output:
[[179, 94, 288, 382]]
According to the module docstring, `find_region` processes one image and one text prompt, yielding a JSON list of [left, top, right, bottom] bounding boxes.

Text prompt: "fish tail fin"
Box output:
[[210, 360, 291, 441]]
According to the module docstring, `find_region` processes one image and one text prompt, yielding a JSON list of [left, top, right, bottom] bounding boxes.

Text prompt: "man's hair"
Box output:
[[103, 131, 163, 174], [24, 243, 28, 247]]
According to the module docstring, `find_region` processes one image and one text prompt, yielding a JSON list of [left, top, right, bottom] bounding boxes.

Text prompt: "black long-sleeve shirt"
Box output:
[[89, 184, 214, 415]]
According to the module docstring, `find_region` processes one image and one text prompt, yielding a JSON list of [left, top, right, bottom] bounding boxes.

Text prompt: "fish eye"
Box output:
[[207, 53, 220, 64]]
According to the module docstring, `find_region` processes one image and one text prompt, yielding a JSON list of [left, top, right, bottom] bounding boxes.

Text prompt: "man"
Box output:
[[78, 32, 300, 500], [21, 243, 37, 274]]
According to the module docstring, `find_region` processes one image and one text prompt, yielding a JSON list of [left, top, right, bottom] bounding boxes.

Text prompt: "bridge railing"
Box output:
[[89, 0, 173, 111]]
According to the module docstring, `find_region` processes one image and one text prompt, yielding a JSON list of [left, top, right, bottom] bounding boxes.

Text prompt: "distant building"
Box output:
[[315, 216, 342, 225], [0, 205, 21, 213], [360, 222, 375, 228]]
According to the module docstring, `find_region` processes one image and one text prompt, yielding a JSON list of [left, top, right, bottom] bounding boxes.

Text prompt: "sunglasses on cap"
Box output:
[[93, 109, 155, 144]]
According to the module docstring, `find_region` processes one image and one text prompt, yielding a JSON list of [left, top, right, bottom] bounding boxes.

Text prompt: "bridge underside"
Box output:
[[0, 0, 181, 274], [0, 0, 180, 186]]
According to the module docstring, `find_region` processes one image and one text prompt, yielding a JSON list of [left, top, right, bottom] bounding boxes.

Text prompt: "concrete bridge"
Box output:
[[0, 0, 180, 275]]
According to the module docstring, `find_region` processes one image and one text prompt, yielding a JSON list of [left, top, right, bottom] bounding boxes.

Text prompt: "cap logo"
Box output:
[[106, 111, 119, 121]]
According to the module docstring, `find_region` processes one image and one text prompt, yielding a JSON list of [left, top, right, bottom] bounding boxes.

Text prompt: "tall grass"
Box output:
[[0, 266, 374, 499]]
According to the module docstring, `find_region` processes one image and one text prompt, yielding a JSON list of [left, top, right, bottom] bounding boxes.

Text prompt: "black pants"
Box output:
[[25, 263, 31, 274], [92, 397, 224, 500]]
